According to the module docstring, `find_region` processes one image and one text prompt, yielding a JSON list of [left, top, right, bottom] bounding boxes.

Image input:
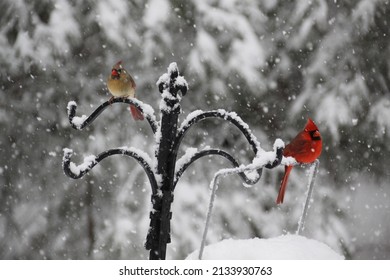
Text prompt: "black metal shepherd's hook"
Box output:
[[62, 62, 283, 260]]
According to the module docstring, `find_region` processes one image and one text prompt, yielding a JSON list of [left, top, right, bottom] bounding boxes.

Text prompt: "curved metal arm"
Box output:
[[67, 98, 158, 133], [172, 110, 283, 188], [265, 143, 284, 169], [173, 148, 262, 189], [62, 147, 158, 195], [175, 110, 261, 155]]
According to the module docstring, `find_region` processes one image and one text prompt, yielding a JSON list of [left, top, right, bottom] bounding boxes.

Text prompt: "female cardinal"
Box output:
[[107, 61, 144, 120], [276, 118, 322, 204]]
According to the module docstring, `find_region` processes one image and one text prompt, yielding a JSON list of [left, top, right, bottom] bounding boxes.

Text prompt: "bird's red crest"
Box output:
[[305, 118, 318, 131], [113, 60, 123, 69]]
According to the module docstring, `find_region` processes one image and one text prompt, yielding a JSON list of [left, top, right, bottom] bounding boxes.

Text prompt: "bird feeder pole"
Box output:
[[62, 63, 283, 260]]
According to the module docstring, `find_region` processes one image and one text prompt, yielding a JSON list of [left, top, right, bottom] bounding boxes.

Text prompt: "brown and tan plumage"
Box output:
[[107, 61, 144, 120]]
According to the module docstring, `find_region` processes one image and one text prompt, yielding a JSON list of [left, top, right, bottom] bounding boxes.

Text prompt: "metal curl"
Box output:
[[175, 110, 261, 156], [63, 63, 286, 260], [265, 144, 284, 169], [67, 98, 158, 133], [157, 62, 188, 96], [62, 148, 158, 195], [173, 149, 262, 189], [171, 110, 283, 189]]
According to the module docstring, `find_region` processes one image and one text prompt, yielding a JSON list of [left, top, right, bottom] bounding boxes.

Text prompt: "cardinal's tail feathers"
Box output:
[[130, 105, 144, 121], [276, 165, 293, 204]]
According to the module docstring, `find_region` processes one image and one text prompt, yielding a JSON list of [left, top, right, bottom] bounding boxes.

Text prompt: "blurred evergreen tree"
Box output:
[[0, 0, 389, 259]]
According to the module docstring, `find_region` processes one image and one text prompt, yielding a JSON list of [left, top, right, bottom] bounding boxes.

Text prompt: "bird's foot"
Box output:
[[108, 96, 115, 105]]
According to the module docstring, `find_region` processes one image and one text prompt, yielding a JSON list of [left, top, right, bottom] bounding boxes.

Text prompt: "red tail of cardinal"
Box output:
[[276, 118, 322, 204], [130, 105, 144, 120], [276, 166, 293, 204]]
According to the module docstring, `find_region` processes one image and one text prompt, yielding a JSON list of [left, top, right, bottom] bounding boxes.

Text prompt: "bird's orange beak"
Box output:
[[313, 130, 321, 138], [111, 69, 118, 76]]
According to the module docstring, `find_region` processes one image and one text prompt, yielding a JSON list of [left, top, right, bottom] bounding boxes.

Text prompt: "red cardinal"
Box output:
[[107, 61, 144, 120], [276, 118, 322, 204]]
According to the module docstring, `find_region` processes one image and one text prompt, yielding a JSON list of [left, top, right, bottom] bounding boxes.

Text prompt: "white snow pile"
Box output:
[[63, 148, 96, 177], [186, 235, 344, 260], [67, 101, 87, 129]]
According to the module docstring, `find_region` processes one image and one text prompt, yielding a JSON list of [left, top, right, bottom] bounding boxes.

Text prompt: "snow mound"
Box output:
[[186, 235, 344, 260]]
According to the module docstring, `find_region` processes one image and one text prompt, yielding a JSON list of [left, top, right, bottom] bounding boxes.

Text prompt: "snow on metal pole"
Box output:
[[147, 62, 188, 260], [297, 159, 320, 235], [198, 172, 220, 260]]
